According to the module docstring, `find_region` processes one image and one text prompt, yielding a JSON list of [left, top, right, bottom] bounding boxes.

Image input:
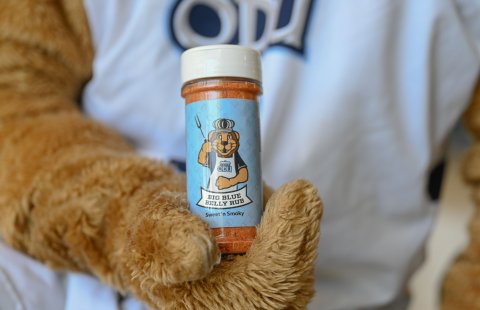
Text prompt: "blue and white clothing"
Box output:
[[1, 0, 480, 309]]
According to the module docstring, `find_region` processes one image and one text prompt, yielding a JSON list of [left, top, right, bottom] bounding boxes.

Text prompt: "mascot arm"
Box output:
[[198, 141, 211, 166], [0, 1, 323, 309], [442, 79, 480, 309], [234, 166, 249, 184], [218, 166, 248, 189], [0, 0, 218, 292]]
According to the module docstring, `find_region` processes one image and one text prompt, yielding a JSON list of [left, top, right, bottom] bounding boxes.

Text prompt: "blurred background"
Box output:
[[409, 123, 474, 310]]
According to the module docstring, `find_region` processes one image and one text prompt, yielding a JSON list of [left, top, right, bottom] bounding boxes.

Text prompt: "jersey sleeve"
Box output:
[[235, 154, 247, 171]]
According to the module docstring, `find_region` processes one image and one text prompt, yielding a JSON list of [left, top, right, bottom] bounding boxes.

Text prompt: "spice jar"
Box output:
[[181, 45, 263, 254]]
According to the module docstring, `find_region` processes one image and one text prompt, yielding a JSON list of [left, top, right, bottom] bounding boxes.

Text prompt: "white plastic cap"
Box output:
[[181, 45, 262, 84]]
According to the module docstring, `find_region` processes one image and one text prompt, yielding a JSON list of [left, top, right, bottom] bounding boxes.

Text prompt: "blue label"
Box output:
[[186, 98, 262, 228]]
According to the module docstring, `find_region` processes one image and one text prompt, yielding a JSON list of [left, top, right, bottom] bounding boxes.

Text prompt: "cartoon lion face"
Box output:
[[208, 131, 239, 158]]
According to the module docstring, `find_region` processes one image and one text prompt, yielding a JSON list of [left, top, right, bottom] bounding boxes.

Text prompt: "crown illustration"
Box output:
[[213, 118, 235, 132]]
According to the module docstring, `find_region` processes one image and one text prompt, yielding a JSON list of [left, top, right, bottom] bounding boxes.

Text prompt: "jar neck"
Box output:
[[182, 77, 262, 104]]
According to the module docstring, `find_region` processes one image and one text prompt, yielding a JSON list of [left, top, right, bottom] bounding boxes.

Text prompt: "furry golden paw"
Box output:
[[128, 179, 323, 310], [125, 192, 221, 286]]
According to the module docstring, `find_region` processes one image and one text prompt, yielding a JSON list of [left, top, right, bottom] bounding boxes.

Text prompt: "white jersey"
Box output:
[[2, 0, 480, 309]]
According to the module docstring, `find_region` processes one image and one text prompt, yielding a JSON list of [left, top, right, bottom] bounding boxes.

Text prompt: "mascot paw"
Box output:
[[129, 179, 323, 309], [125, 192, 220, 286], [216, 176, 231, 190]]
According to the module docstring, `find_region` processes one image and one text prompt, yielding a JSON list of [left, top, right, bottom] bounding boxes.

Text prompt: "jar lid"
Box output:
[[181, 45, 262, 84]]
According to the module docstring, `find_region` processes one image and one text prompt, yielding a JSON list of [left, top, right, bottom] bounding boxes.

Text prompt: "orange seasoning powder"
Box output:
[[181, 45, 263, 254]]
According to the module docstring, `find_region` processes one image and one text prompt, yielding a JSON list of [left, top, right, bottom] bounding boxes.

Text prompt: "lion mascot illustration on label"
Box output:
[[198, 118, 248, 192]]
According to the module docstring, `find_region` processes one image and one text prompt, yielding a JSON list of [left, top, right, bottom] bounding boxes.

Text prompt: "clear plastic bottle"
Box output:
[[181, 45, 263, 254]]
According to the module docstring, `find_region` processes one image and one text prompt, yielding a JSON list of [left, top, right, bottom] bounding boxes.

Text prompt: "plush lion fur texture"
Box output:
[[442, 80, 480, 310], [0, 0, 323, 309]]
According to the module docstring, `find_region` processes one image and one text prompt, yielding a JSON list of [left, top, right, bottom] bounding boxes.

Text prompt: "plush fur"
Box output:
[[0, 0, 323, 309], [441, 80, 480, 309]]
